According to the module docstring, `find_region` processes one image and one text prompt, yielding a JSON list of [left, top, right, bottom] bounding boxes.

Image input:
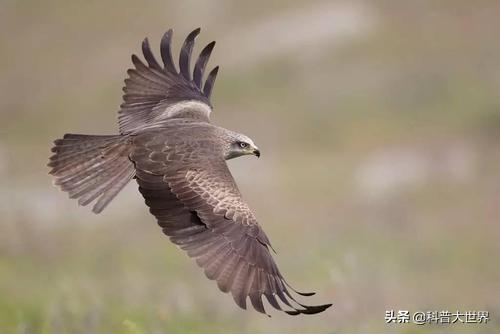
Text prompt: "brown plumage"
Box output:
[[48, 29, 332, 316]]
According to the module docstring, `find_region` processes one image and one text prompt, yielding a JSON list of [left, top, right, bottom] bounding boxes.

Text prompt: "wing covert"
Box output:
[[131, 135, 332, 316]]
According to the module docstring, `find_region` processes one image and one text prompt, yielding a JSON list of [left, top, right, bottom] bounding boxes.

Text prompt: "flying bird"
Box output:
[[48, 28, 332, 316]]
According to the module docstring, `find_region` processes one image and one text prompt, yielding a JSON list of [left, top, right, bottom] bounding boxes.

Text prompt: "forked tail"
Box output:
[[48, 134, 135, 213]]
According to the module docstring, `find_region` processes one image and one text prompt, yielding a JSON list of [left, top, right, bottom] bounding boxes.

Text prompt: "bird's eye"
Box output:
[[239, 142, 248, 148]]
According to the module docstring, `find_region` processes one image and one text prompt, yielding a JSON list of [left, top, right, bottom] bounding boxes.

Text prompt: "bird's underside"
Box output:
[[48, 28, 332, 316]]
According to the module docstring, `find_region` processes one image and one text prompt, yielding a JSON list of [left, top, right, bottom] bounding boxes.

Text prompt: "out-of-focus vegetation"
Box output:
[[1, 0, 500, 333]]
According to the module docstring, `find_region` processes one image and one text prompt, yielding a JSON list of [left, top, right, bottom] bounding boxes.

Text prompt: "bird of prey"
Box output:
[[48, 28, 332, 316]]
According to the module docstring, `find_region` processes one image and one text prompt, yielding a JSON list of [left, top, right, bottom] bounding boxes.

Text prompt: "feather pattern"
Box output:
[[179, 28, 200, 80], [118, 28, 218, 134], [193, 41, 216, 89], [131, 129, 332, 316], [203, 66, 219, 99], [48, 134, 135, 213]]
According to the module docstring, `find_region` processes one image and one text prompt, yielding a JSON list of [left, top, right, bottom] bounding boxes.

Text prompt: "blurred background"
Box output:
[[1, 1, 499, 333]]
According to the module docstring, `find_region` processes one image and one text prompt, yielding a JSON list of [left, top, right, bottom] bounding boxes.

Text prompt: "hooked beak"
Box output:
[[253, 148, 261, 158]]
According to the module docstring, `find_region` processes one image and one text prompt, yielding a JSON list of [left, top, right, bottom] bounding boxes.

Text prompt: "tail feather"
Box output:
[[56, 152, 128, 189], [49, 136, 125, 174], [77, 159, 131, 206], [93, 165, 136, 213], [49, 134, 135, 213]]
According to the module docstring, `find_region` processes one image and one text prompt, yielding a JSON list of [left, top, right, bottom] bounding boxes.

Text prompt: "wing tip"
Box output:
[[161, 28, 174, 41], [284, 302, 333, 316], [179, 28, 202, 80], [131, 28, 220, 102], [203, 66, 219, 98]]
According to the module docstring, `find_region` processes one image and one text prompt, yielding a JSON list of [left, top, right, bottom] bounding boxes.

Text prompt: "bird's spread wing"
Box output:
[[131, 134, 332, 316], [119, 28, 218, 134]]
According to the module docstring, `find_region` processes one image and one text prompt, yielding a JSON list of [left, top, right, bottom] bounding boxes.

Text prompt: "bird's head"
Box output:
[[224, 132, 260, 160]]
